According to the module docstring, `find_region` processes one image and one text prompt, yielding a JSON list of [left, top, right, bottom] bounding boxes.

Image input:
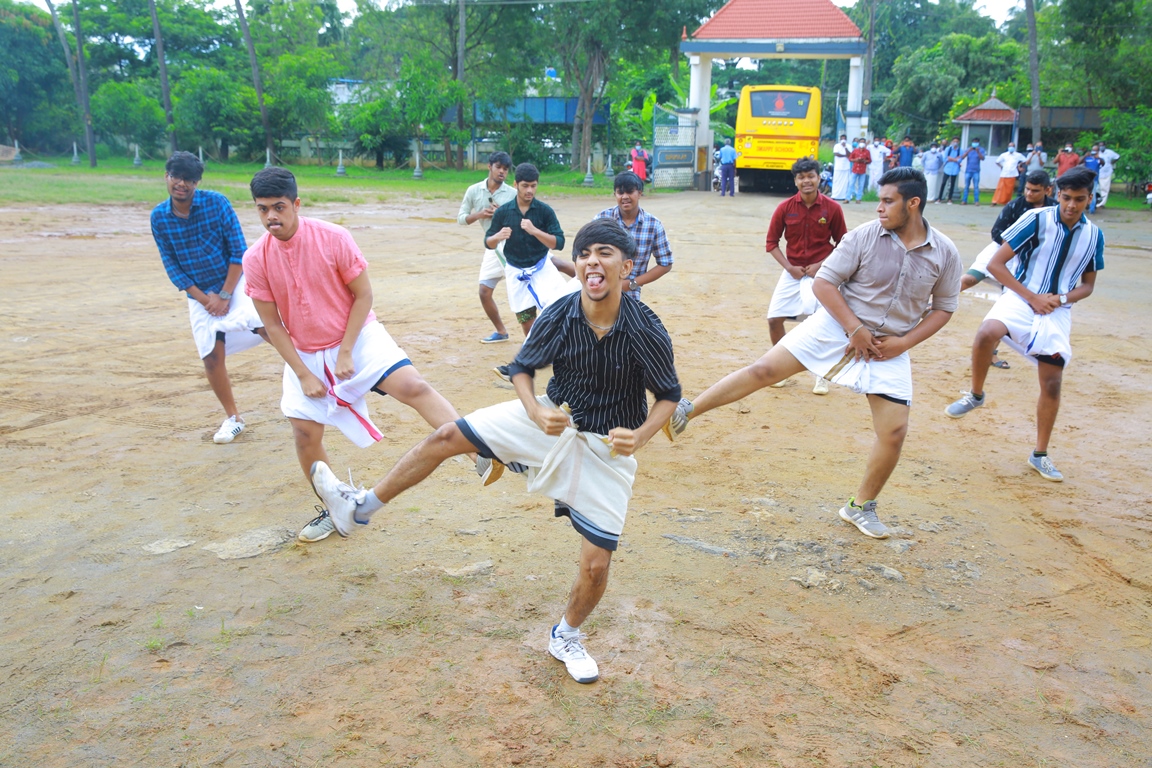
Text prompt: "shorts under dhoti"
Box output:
[[458, 396, 637, 551], [187, 274, 264, 359], [280, 321, 412, 448], [984, 290, 1073, 367], [777, 307, 914, 404], [503, 254, 579, 314], [766, 273, 818, 319]]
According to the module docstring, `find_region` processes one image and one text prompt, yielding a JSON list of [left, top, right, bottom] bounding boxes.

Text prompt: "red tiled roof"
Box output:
[[693, 0, 862, 40], [954, 108, 1015, 123]]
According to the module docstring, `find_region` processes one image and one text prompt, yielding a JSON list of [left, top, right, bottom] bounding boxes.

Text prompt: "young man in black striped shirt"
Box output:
[[308, 218, 681, 684]]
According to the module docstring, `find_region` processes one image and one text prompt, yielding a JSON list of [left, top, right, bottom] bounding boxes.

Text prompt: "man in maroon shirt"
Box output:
[[765, 158, 848, 394]]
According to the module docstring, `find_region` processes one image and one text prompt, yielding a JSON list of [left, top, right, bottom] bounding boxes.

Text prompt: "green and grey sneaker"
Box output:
[[838, 498, 890, 539], [1028, 453, 1064, 482], [945, 391, 985, 419], [662, 398, 694, 441], [298, 506, 335, 543]]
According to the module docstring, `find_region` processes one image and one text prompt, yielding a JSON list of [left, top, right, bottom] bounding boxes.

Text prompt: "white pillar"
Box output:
[[687, 54, 713, 171], [846, 56, 864, 139]]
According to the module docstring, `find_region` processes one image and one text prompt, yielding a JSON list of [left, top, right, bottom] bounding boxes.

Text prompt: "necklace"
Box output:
[[584, 314, 615, 332]]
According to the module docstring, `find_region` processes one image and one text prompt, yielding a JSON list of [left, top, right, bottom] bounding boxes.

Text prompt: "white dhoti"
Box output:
[[985, 291, 1073, 367], [478, 247, 505, 286], [869, 162, 885, 190], [967, 241, 1017, 280], [778, 307, 914, 404], [187, 274, 264, 359], [280, 322, 411, 447], [503, 254, 579, 314], [1098, 173, 1114, 207], [766, 273, 818, 319], [459, 396, 637, 550], [925, 172, 940, 202], [831, 168, 851, 200]]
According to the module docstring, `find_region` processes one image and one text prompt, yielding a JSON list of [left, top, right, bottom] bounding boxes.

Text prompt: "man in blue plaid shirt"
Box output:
[[594, 172, 673, 300], [150, 151, 268, 444]]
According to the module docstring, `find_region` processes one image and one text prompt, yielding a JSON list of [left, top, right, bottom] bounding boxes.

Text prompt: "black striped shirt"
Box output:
[[508, 292, 680, 435]]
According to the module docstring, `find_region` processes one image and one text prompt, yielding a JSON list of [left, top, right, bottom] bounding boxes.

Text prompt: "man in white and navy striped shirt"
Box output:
[[307, 218, 680, 685], [946, 167, 1104, 482]]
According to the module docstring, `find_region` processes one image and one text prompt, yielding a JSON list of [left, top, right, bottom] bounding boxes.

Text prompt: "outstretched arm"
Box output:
[[607, 399, 677, 457]]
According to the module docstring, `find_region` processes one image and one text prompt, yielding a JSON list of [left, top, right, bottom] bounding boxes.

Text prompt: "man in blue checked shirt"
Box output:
[[150, 152, 268, 444], [945, 167, 1104, 483], [594, 171, 673, 300]]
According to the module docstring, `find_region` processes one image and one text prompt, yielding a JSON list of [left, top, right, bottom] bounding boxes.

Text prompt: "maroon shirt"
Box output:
[[765, 192, 848, 268]]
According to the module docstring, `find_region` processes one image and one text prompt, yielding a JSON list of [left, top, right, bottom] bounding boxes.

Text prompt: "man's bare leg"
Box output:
[[1035, 361, 1063, 453], [374, 365, 460, 429], [290, 418, 328, 478], [479, 284, 508, 335], [367, 422, 477, 504], [688, 345, 808, 420], [767, 317, 788, 346], [853, 395, 910, 501], [969, 319, 1008, 396], [563, 537, 613, 628], [202, 340, 239, 418]]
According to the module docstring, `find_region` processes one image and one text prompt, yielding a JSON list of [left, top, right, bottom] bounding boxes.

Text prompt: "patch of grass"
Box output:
[[143, 637, 164, 652], [0, 157, 627, 206], [152, 613, 164, 629]]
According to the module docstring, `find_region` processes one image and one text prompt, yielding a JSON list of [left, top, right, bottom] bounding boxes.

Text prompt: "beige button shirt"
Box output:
[[815, 218, 962, 337], [457, 178, 517, 226]]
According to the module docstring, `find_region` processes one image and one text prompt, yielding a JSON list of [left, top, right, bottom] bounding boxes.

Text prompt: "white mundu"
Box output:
[[766, 273, 818, 320], [186, 273, 263, 359], [503, 253, 579, 314]]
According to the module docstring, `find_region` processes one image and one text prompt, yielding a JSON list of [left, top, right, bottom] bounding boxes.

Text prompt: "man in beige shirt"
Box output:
[[666, 167, 962, 539]]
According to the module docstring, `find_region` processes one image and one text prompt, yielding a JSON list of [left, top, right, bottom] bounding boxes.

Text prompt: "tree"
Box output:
[[147, 0, 176, 151], [396, 50, 467, 169], [265, 47, 341, 146], [90, 80, 166, 152], [173, 68, 260, 159], [0, 0, 72, 147], [345, 97, 410, 169], [1024, 0, 1041, 145], [234, 0, 273, 156], [70, 0, 96, 166]]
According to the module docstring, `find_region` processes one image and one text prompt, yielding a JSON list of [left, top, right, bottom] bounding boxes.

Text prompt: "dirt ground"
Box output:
[[1, 185, 1151, 768]]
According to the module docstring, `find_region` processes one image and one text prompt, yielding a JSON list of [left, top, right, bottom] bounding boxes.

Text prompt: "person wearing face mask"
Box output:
[[848, 139, 871, 202], [1080, 145, 1103, 213], [1056, 144, 1081, 176], [992, 142, 1026, 206], [939, 137, 963, 203], [1096, 141, 1120, 208], [832, 134, 851, 201], [922, 142, 943, 202], [868, 137, 891, 191], [961, 139, 986, 205], [1019, 142, 1047, 195]]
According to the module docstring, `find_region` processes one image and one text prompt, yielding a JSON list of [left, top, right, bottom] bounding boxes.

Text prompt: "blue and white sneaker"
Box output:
[[1028, 453, 1064, 482], [480, 332, 509, 344]]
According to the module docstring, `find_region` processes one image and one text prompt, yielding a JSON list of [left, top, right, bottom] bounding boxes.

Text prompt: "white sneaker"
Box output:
[[770, 379, 788, 388], [309, 462, 366, 537], [548, 625, 599, 683], [213, 415, 245, 444], [812, 376, 830, 395]]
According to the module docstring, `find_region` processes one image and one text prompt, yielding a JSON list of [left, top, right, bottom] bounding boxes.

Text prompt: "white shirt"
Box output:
[[996, 150, 1026, 178], [833, 141, 850, 171], [868, 143, 890, 166], [1098, 148, 1120, 179]]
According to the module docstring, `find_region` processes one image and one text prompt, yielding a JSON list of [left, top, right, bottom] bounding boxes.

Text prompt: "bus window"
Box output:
[[749, 91, 811, 119]]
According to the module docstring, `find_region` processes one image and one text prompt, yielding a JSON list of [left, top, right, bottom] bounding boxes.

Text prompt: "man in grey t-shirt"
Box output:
[[666, 167, 962, 540]]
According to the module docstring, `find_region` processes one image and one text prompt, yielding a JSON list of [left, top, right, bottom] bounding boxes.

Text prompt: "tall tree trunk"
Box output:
[[148, 0, 177, 153], [44, 0, 85, 144], [577, 45, 606, 173], [234, 0, 274, 157], [220, 141, 230, 161], [454, 0, 466, 170], [1025, 0, 1042, 146], [862, 0, 876, 137], [69, 0, 96, 167]]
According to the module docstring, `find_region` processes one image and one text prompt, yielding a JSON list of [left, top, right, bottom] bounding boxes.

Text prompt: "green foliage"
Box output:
[[1099, 106, 1152, 183], [0, 0, 75, 148], [396, 50, 465, 145], [887, 33, 1025, 140], [266, 47, 340, 139], [91, 80, 166, 152], [173, 68, 261, 159], [344, 96, 410, 168]]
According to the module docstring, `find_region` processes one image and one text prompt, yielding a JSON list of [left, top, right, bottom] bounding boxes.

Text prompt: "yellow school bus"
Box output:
[[734, 85, 821, 191]]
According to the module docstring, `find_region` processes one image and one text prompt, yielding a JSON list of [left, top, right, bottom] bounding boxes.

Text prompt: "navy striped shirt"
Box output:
[[150, 189, 247, 296], [1003, 207, 1105, 296], [508, 292, 681, 435]]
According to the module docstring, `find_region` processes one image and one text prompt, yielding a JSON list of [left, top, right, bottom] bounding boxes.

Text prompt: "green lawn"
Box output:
[[0, 158, 630, 206]]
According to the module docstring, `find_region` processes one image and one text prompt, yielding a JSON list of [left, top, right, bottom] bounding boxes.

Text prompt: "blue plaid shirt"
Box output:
[[151, 189, 247, 296], [594, 206, 673, 299]]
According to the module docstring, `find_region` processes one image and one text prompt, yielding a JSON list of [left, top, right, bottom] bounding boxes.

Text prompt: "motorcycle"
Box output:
[[818, 162, 834, 196]]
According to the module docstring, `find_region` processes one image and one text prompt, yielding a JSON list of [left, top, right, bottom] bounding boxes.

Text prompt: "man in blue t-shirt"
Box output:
[[1080, 146, 1103, 213], [718, 139, 738, 197], [961, 139, 986, 205], [896, 136, 917, 167]]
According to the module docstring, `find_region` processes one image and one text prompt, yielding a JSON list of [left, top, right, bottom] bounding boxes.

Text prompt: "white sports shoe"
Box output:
[[213, 415, 245, 444], [548, 625, 599, 683], [812, 376, 830, 395], [309, 462, 366, 537]]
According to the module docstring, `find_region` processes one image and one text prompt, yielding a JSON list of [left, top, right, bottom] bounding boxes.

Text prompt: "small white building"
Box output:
[[952, 95, 1017, 190]]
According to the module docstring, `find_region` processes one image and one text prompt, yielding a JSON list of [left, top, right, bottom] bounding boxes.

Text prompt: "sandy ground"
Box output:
[[1, 186, 1151, 768]]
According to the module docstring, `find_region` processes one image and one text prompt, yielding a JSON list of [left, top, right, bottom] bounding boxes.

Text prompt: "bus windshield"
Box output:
[[748, 91, 811, 119]]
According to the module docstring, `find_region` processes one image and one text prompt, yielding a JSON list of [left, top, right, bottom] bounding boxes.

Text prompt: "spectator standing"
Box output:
[[1055, 144, 1081, 177], [1019, 142, 1047, 195], [922, 142, 943, 202], [939, 137, 962, 203], [896, 137, 917, 168], [1096, 141, 1120, 208], [1080, 146, 1103, 214], [961, 139, 986, 205], [992, 142, 1026, 205], [629, 141, 652, 183], [868, 137, 891, 191], [848, 140, 871, 203], [831, 134, 851, 201], [718, 139, 738, 197]]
